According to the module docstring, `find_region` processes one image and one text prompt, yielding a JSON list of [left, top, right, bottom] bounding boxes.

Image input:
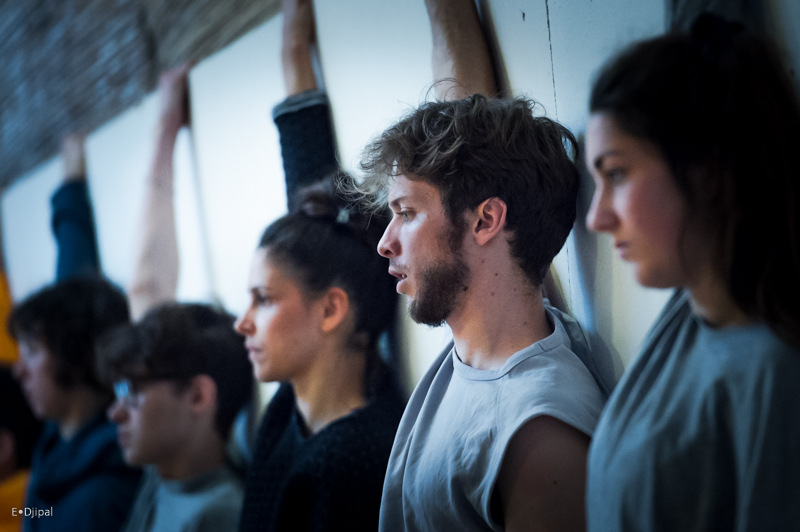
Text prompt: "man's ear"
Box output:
[[319, 287, 350, 334], [187, 375, 217, 416], [472, 197, 508, 246]]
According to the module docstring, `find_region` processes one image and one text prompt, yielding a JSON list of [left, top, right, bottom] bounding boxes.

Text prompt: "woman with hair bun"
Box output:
[[234, 0, 404, 530], [234, 179, 404, 532], [584, 13, 800, 530]]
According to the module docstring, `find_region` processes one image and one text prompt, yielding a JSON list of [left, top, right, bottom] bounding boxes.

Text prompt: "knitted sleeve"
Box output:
[[50, 180, 101, 280], [272, 90, 339, 213]]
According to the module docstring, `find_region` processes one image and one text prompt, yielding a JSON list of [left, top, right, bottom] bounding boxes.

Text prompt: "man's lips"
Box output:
[[389, 268, 410, 295], [388, 268, 407, 280]]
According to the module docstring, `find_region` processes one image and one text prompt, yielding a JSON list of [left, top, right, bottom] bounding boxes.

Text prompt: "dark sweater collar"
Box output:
[[31, 410, 137, 502]]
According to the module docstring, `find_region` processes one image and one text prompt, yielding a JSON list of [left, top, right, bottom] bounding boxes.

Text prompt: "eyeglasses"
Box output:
[[113, 379, 144, 408], [112, 376, 188, 408]]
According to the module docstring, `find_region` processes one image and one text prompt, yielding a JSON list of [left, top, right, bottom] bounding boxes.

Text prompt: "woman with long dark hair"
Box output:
[[584, 13, 800, 530]]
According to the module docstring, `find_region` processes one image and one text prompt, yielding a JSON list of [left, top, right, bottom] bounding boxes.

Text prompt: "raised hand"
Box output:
[[157, 64, 192, 139]]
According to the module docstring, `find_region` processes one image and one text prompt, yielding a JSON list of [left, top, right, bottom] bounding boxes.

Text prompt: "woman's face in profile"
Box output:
[[234, 248, 324, 383], [584, 112, 691, 289]]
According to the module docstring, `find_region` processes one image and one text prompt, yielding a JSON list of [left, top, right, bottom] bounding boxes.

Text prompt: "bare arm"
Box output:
[[128, 66, 189, 320], [496, 415, 590, 532], [62, 133, 87, 184], [282, 0, 317, 96], [425, 0, 497, 100]]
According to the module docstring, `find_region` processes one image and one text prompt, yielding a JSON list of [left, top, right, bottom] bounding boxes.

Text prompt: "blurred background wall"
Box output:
[[3, 0, 799, 391]]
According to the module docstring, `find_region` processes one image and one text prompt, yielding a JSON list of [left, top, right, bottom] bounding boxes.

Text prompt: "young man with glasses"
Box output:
[[98, 303, 253, 532]]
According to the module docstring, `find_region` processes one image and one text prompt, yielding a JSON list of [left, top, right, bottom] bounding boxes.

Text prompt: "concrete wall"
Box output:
[[4, 0, 799, 389]]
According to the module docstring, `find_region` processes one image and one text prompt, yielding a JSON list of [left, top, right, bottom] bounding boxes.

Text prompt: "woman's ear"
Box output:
[[319, 287, 351, 333], [471, 196, 508, 246]]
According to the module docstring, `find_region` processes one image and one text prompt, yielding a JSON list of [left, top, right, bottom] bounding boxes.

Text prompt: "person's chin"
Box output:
[[250, 355, 271, 381], [633, 264, 654, 287], [30, 404, 47, 420], [121, 448, 142, 467], [256, 365, 279, 384], [633, 264, 674, 289]]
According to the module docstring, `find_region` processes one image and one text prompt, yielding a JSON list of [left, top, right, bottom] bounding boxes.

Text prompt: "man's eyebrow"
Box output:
[[388, 195, 409, 209], [593, 149, 622, 170]]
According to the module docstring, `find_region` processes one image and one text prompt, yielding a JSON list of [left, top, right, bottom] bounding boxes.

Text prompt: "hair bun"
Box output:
[[294, 171, 390, 249], [296, 177, 341, 220]]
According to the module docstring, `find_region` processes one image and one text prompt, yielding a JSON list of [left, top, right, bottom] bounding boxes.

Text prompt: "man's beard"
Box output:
[[408, 218, 470, 327]]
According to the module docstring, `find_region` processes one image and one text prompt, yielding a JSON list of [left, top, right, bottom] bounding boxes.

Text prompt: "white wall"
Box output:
[[87, 94, 213, 303], [188, 16, 289, 315], [2, 158, 60, 301], [4, 0, 800, 387]]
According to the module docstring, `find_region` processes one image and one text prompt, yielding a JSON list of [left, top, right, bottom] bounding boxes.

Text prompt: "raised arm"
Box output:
[[127, 66, 189, 320], [275, 0, 338, 211], [51, 133, 102, 280], [425, 0, 497, 100]]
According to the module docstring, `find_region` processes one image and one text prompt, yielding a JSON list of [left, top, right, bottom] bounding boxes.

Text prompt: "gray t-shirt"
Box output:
[[587, 290, 800, 531], [122, 466, 244, 532], [380, 306, 606, 531]]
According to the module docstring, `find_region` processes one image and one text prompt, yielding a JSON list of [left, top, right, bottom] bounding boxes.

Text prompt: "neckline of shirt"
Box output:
[[451, 306, 566, 381]]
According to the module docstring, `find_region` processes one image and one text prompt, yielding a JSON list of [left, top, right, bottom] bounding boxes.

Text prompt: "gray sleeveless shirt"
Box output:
[[379, 306, 606, 531]]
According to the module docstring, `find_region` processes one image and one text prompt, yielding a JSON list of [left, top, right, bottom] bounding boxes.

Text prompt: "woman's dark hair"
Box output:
[[591, 13, 800, 347], [8, 275, 130, 390], [259, 174, 398, 394]]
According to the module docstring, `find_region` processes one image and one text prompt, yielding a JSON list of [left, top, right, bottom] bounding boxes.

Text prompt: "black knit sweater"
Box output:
[[238, 380, 405, 532]]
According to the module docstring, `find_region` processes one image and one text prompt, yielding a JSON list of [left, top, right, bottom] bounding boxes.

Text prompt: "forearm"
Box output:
[[426, 0, 497, 100], [128, 127, 179, 320], [283, 41, 317, 96], [128, 66, 191, 319], [281, 0, 318, 96]]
